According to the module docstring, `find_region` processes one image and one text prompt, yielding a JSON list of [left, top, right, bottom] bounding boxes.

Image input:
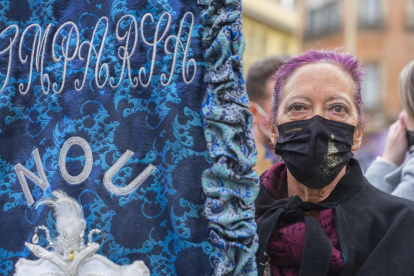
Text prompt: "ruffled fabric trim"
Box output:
[[198, 0, 259, 275]]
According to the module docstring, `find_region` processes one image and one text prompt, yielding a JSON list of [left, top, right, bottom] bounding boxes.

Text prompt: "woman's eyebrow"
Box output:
[[286, 95, 312, 102], [325, 95, 352, 106]]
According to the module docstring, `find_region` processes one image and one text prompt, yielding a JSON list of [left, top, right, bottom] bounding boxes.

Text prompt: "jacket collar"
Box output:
[[259, 158, 366, 207]]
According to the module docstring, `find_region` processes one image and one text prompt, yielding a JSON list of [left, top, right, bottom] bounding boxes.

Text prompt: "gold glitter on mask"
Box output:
[[318, 138, 341, 177]]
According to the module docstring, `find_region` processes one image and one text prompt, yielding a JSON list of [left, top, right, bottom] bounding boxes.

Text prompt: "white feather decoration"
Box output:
[[15, 190, 150, 275], [36, 190, 86, 250]]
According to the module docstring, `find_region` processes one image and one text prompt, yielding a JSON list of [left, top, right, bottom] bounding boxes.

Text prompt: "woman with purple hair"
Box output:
[[255, 49, 414, 276]]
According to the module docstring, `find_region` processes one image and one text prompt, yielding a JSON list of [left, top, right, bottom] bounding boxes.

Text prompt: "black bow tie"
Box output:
[[256, 196, 334, 276]]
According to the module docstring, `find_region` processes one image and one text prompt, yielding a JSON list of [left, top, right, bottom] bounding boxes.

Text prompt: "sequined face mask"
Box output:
[[274, 115, 355, 189]]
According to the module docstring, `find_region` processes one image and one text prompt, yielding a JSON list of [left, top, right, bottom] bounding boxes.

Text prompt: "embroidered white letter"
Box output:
[[59, 137, 93, 184], [75, 17, 109, 90], [139, 12, 171, 87], [18, 24, 52, 94], [161, 12, 196, 86], [110, 15, 139, 88], [0, 25, 19, 94], [14, 148, 50, 206], [52, 21, 80, 93], [103, 150, 156, 195]]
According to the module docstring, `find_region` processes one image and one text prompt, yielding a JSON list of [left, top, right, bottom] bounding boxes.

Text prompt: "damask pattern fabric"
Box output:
[[0, 1, 211, 275], [0, 0, 258, 275]]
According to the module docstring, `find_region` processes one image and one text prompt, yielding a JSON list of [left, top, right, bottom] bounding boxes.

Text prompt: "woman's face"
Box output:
[[272, 62, 364, 151]]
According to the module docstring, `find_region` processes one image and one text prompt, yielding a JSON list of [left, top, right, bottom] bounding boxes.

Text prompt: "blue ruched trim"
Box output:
[[198, 0, 260, 275]]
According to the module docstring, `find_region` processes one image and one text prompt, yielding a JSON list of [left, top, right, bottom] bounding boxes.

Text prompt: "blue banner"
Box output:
[[0, 0, 259, 275]]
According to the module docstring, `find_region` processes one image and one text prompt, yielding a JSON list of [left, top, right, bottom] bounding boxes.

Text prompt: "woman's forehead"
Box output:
[[281, 62, 355, 99]]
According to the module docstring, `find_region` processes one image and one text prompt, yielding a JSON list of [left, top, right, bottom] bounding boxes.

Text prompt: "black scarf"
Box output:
[[256, 158, 414, 275], [256, 159, 364, 276]]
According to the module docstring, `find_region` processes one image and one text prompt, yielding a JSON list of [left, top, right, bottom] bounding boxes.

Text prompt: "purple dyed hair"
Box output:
[[271, 49, 367, 127]]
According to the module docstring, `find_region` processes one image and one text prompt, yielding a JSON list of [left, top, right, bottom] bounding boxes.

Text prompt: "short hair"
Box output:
[[246, 55, 288, 106], [399, 60, 414, 119], [271, 49, 367, 127]]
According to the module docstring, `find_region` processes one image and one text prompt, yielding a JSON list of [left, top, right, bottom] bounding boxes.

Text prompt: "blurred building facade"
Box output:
[[242, 0, 301, 73], [301, 0, 414, 129], [300, 0, 414, 170], [242, 0, 414, 170]]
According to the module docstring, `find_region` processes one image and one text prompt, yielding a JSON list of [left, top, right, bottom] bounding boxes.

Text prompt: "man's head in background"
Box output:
[[247, 55, 288, 148]]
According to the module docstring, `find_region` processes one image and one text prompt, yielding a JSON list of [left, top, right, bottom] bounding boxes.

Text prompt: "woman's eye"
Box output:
[[289, 104, 306, 112], [331, 105, 348, 114]]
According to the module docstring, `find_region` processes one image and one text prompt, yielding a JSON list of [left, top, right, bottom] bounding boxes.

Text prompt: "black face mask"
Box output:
[[407, 130, 414, 153], [275, 115, 355, 189]]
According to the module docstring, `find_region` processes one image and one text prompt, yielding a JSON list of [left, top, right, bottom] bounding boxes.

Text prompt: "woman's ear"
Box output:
[[249, 102, 259, 125], [270, 125, 279, 145], [352, 126, 364, 151]]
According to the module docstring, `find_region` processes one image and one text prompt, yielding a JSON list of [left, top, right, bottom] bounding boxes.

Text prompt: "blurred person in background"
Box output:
[[366, 60, 414, 200], [247, 55, 288, 175]]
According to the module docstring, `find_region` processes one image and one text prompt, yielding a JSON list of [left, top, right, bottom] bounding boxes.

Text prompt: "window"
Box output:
[[362, 63, 381, 110], [359, 0, 384, 29], [305, 0, 341, 40]]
